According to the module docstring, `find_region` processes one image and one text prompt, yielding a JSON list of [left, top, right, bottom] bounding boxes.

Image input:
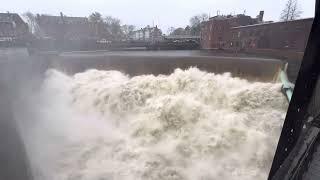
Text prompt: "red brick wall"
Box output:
[[230, 18, 313, 52], [201, 15, 257, 49], [201, 17, 313, 52], [201, 20, 231, 49]]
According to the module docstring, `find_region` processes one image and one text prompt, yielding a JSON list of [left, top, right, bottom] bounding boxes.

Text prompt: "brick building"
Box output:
[[201, 11, 263, 49], [36, 13, 110, 41], [201, 11, 313, 52], [0, 13, 29, 44], [230, 18, 313, 51]]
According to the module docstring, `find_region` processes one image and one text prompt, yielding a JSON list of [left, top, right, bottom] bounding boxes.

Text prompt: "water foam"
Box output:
[[27, 67, 287, 180]]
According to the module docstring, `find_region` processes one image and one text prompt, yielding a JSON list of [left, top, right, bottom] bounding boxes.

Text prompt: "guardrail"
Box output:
[[280, 63, 295, 102]]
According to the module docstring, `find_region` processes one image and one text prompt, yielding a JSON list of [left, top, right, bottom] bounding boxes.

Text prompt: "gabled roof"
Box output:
[[0, 13, 25, 24], [232, 18, 314, 29], [37, 14, 88, 24]]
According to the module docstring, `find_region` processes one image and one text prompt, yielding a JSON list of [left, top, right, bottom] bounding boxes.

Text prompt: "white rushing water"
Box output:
[[23, 67, 288, 180]]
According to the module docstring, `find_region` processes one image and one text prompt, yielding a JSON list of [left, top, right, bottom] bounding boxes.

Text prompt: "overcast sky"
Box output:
[[1, 0, 315, 33]]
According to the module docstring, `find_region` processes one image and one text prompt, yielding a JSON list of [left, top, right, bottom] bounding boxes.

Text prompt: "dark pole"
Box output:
[[316, 0, 319, 16], [268, 1, 320, 179]]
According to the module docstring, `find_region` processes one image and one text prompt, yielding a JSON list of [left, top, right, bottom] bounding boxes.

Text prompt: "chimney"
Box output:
[[60, 12, 64, 18], [258, 11, 264, 22]]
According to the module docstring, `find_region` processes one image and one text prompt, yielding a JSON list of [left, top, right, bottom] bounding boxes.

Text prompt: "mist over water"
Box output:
[[21, 67, 287, 180]]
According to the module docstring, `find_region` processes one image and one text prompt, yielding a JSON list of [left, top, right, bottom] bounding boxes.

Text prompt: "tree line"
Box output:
[[168, 0, 303, 36], [22, 11, 136, 40], [88, 12, 135, 40], [168, 14, 208, 36], [23, 11, 209, 40], [22, 0, 303, 40], [280, 0, 303, 21]]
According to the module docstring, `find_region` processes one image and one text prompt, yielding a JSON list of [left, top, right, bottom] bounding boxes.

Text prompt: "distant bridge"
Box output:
[[27, 35, 201, 51], [164, 35, 200, 41]]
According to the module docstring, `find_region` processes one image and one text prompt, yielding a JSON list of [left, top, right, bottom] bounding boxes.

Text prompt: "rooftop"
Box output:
[[0, 13, 23, 23], [209, 14, 250, 20], [232, 17, 314, 29], [37, 14, 88, 24]]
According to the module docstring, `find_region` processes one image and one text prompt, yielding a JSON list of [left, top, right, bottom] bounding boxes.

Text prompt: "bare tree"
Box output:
[[104, 16, 121, 25], [22, 12, 39, 35], [289, 1, 302, 20], [22, 12, 45, 37], [185, 25, 191, 35], [104, 16, 122, 40], [89, 12, 103, 23], [280, 0, 302, 21], [189, 14, 209, 35], [167, 27, 175, 35], [170, 27, 186, 36], [121, 24, 135, 39], [190, 14, 208, 27], [89, 13, 133, 40]]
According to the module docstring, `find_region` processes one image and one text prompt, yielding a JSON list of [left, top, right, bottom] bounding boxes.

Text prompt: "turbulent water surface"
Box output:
[[22, 68, 288, 180]]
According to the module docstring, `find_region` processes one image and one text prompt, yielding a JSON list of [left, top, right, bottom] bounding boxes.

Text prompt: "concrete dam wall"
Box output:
[[34, 51, 284, 82]]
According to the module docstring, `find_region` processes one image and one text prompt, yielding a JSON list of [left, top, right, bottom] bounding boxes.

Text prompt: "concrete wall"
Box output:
[[37, 52, 283, 82]]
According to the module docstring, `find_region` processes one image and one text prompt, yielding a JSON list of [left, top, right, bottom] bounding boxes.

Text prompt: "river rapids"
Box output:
[[22, 67, 288, 180]]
